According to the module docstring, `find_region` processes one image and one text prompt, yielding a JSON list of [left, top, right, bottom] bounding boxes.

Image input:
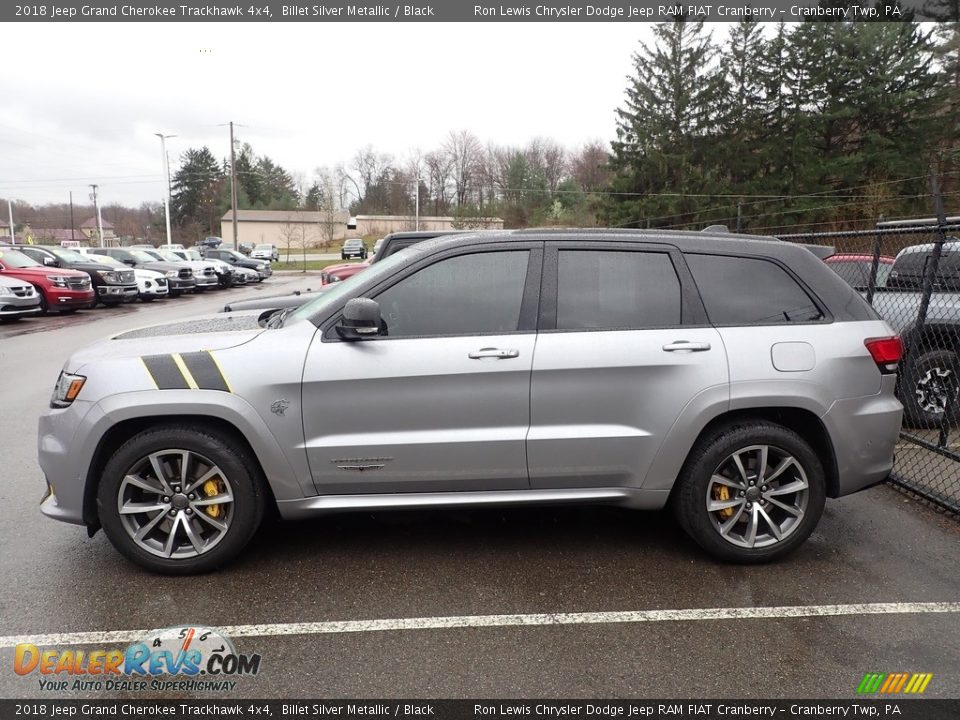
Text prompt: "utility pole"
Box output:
[[7, 199, 14, 245], [90, 184, 105, 248], [155, 133, 175, 248], [229, 121, 239, 251], [414, 176, 420, 231], [69, 191, 76, 242]]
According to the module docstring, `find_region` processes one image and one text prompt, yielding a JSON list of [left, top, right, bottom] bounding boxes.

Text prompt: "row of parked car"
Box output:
[[0, 242, 274, 322]]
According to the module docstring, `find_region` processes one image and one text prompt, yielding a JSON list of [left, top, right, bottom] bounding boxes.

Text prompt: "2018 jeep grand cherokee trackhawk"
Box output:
[[38, 229, 903, 574]]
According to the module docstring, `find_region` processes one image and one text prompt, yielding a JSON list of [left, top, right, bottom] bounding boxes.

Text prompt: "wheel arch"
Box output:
[[668, 407, 840, 500], [82, 411, 291, 535]]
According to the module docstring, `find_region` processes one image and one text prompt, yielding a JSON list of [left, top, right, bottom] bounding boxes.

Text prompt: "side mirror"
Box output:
[[123, 259, 136, 266], [43, 257, 56, 266], [336, 298, 383, 341]]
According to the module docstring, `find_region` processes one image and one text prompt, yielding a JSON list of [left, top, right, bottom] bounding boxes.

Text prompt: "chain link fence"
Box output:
[[777, 221, 960, 515]]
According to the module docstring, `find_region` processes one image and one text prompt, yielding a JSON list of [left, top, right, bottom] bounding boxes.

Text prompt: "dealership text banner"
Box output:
[[5, 0, 934, 23]]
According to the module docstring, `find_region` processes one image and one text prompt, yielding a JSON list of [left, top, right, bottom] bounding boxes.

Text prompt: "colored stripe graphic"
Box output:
[[141, 355, 190, 390], [857, 672, 932, 695], [140, 352, 231, 392], [180, 351, 231, 392]]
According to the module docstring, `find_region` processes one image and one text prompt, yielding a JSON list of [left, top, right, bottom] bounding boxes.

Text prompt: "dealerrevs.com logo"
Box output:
[[14, 626, 261, 693]]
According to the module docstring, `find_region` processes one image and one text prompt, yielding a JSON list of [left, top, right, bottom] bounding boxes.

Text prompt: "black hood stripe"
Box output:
[[142, 355, 190, 390], [181, 351, 231, 392], [140, 352, 231, 392]]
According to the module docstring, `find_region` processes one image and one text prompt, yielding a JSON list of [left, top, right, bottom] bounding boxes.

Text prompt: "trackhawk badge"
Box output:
[[331, 457, 393, 472], [270, 399, 290, 416]]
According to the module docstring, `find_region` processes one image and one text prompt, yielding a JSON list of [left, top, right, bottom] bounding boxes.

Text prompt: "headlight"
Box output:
[[97, 270, 119, 282], [49, 275, 70, 288], [165, 270, 178, 278], [256, 264, 265, 270], [0, 286, 14, 297], [51, 371, 86, 408]]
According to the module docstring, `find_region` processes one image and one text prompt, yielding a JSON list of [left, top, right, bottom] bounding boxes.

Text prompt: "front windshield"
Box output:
[[255, 244, 271, 250], [286, 247, 415, 326], [49, 247, 88, 263], [186, 250, 203, 261], [129, 250, 157, 263], [157, 250, 183, 262], [0, 248, 41, 268]]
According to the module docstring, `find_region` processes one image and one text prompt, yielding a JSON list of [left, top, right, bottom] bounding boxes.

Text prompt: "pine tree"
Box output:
[[607, 18, 724, 226], [170, 147, 223, 235]]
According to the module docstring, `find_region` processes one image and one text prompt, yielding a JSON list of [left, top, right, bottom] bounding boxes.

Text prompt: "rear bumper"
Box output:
[[822, 374, 903, 497]]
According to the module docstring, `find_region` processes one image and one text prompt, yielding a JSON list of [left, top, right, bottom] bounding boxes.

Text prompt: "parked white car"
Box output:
[[250, 244, 279, 262], [87, 254, 169, 301], [144, 248, 220, 291]]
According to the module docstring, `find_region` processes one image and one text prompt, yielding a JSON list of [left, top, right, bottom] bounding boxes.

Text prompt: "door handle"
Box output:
[[662, 341, 711, 352], [469, 347, 520, 360]]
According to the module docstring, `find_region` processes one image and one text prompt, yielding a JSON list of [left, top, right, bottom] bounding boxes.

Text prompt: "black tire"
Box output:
[[37, 291, 49, 315], [97, 424, 266, 574], [341, 254, 347, 260], [672, 421, 826, 563], [899, 349, 960, 429]]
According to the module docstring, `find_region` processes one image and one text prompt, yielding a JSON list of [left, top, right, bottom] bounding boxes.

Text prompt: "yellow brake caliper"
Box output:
[[713, 484, 734, 520], [202, 477, 225, 519]]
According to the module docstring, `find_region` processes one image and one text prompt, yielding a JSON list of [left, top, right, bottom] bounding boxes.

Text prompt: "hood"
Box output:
[[133, 268, 164, 280], [67, 311, 266, 369], [1, 266, 89, 280], [139, 260, 187, 273]]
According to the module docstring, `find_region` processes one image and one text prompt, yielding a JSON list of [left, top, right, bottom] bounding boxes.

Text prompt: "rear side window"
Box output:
[[557, 250, 682, 329], [685, 254, 824, 325]]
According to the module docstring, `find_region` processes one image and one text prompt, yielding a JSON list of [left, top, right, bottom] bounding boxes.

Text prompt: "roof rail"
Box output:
[[701, 224, 730, 233]]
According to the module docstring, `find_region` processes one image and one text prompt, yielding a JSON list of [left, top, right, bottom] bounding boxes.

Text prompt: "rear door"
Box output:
[[527, 242, 728, 490]]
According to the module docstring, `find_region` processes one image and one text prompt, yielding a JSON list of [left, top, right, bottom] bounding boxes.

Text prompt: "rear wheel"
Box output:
[[97, 425, 266, 574], [673, 421, 825, 563], [900, 349, 960, 429]]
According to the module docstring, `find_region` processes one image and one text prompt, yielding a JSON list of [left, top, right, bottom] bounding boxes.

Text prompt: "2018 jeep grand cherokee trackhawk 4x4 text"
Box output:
[[38, 229, 903, 573]]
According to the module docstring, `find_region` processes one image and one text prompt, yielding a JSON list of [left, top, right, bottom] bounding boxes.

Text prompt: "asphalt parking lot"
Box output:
[[0, 281, 958, 700]]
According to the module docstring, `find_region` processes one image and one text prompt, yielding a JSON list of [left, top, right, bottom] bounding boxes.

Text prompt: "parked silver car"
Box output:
[[0, 273, 42, 321], [38, 230, 903, 573]]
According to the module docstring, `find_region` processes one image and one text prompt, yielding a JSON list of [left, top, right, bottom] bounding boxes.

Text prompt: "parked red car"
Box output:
[[321, 260, 370, 285], [0, 246, 95, 313], [823, 253, 896, 290]]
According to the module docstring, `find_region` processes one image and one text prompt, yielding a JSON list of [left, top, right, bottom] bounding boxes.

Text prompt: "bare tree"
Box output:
[[444, 130, 483, 207], [570, 140, 612, 192], [424, 150, 453, 215]]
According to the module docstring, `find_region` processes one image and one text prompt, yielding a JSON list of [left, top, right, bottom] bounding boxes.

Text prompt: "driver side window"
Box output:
[[373, 251, 530, 338]]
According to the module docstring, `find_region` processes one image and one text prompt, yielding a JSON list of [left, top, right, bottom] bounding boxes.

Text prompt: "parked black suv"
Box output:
[[15, 245, 138, 307], [95, 247, 196, 296]]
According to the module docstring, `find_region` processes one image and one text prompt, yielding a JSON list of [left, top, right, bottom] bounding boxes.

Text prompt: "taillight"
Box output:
[[864, 336, 903, 374]]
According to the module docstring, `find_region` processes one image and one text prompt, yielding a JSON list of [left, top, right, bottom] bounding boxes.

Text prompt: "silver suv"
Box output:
[[38, 230, 903, 573]]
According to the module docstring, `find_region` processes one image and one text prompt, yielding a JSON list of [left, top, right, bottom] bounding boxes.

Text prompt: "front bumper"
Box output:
[[97, 284, 139, 303], [0, 294, 42, 316], [822, 374, 903, 497], [194, 275, 219, 289], [48, 289, 95, 307], [38, 400, 94, 526], [168, 278, 196, 292]]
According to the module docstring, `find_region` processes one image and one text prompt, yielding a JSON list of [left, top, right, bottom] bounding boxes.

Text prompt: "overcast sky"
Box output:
[[0, 22, 671, 209]]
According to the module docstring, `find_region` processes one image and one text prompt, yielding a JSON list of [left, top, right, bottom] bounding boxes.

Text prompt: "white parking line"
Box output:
[[2, 601, 959, 648]]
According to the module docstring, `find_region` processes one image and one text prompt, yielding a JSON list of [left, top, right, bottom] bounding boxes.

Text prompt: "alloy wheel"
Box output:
[[117, 449, 235, 559], [915, 366, 955, 415], [705, 444, 809, 549]]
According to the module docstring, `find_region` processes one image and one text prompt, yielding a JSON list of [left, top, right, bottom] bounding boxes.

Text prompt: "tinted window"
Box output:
[[373, 251, 529, 338], [556, 250, 682, 329], [686, 254, 824, 324]]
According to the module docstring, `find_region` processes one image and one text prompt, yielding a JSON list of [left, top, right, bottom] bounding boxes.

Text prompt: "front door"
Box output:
[[302, 245, 542, 494]]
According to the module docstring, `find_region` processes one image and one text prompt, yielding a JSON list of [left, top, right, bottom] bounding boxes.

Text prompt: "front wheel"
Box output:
[[97, 425, 266, 574], [672, 422, 825, 563]]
